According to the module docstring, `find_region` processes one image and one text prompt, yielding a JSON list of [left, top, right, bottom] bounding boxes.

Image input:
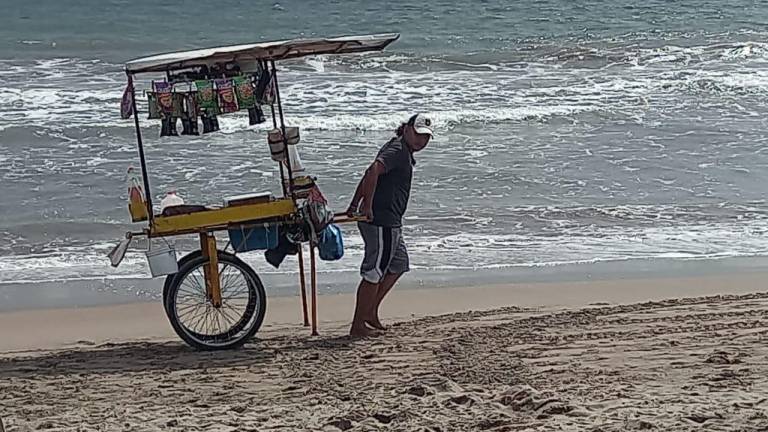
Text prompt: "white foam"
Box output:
[[3, 216, 768, 285]]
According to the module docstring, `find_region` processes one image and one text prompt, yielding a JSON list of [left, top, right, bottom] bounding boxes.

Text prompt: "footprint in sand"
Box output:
[[705, 350, 744, 365], [325, 418, 353, 431], [405, 383, 435, 397], [494, 385, 573, 417]]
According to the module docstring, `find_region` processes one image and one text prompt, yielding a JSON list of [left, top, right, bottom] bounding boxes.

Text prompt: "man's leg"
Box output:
[[351, 222, 390, 336], [351, 278, 379, 337], [366, 232, 409, 330], [365, 271, 403, 330]]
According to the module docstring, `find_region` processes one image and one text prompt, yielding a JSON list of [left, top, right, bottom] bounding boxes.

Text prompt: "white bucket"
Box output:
[[145, 242, 178, 277]]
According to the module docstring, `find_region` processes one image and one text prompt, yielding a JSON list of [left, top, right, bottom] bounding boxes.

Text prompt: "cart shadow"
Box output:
[[0, 334, 363, 378]]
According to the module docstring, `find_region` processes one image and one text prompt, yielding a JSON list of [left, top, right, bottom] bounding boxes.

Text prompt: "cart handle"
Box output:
[[332, 212, 368, 224]]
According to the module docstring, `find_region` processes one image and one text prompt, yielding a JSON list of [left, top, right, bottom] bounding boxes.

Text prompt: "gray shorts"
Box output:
[[358, 222, 410, 283]]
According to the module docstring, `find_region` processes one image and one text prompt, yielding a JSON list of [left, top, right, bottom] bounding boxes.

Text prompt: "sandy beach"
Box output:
[[1, 273, 767, 431]]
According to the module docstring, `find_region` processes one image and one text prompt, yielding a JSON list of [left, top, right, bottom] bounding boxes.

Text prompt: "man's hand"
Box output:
[[362, 205, 374, 222], [348, 160, 384, 222], [346, 202, 358, 218]]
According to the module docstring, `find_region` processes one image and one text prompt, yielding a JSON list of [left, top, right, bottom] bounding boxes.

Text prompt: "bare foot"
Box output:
[[349, 325, 372, 338], [365, 318, 387, 331]]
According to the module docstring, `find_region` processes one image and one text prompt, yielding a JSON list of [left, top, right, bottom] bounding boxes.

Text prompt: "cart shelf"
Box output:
[[149, 198, 296, 237]]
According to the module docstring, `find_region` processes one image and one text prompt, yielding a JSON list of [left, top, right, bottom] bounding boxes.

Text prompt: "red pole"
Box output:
[[310, 241, 318, 336], [297, 246, 310, 326]]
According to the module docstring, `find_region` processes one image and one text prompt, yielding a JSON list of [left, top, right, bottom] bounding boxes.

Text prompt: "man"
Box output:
[[346, 113, 434, 337]]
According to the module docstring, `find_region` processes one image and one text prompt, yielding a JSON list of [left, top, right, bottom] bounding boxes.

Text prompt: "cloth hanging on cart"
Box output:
[[201, 113, 219, 133], [171, 92, 184, 118], [160, 116, 178, 137], [120, 75, 134, 119], [255, 70, 276, 105], [180, 90, 199, 135], [264, 229, 300, 269], [146, 92, 161, 120], [305, 186, 333, 240], [248, 106, 266, 125]]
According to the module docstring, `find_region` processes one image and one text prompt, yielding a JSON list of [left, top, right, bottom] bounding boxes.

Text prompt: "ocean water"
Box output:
[[1, 1, 768, 296]]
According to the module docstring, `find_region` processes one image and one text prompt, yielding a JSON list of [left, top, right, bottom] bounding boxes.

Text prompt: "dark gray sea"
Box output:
[[1, 1, 768, 306]]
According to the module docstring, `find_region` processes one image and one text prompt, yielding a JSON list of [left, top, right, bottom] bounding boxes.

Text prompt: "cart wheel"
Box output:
[[162, 250, 237, 319], [166, 253, 266, 350], [164, 250, 259, 343]]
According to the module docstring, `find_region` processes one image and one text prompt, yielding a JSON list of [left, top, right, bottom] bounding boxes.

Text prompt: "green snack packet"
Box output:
[[233, 76, 256, 109], [195, 80, 219, 114]]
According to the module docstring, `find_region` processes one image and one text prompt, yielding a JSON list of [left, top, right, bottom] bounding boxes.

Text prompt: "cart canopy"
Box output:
[[125, 33, 400, 74]]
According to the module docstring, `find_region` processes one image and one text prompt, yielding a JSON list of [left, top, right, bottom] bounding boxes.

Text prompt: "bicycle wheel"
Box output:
[[166, 253, 266, 350], [162, 250, 237, 318]]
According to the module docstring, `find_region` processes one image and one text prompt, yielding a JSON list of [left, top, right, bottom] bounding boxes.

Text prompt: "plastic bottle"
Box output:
[[127, 166, 149, 222], [160, 190, 185, 213], [286, 145, 306, 178]]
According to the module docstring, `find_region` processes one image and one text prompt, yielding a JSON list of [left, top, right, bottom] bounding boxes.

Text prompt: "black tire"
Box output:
[[166, 253, 267, 350]]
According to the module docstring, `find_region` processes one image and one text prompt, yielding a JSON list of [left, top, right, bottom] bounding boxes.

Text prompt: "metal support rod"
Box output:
[[297, 246, 310, 326], [270, 60, 296, 202], [309, 241, 318, 336], [129, 73, 154, 224], [269, 101, 288, 198], [265, 60, 287, 197]]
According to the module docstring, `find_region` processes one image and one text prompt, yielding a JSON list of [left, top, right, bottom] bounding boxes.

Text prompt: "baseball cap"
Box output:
[[409, 114, 434, 137]]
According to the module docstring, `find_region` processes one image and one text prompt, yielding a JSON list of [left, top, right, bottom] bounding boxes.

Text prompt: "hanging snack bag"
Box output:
[[233, 76, 256, 109], [152, 81, 174, 116], [215, 78, 239, 113], [195, 80, 219, 115]]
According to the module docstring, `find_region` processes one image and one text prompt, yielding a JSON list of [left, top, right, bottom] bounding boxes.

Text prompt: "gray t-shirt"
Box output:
[[372, 137, 415, 228]]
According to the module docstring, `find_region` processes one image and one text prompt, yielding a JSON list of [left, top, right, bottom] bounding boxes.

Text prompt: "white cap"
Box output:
[[411, 114, 434, 137]]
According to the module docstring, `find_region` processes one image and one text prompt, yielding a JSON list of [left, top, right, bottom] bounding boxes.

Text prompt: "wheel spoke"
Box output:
[[222, 277, 249, 299], [194, 304, 207, 334], [217, 304, 240, 329]]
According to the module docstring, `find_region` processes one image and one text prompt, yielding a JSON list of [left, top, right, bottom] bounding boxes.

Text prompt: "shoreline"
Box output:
[[1, 269, 766, 353], [2, 255, 768, 313]]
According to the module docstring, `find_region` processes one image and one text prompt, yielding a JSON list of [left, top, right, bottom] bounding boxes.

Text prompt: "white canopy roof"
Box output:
[[125, 33, 400, 74]]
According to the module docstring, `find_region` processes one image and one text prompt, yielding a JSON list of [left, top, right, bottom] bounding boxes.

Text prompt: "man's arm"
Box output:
[[347, 160, 386, 220]]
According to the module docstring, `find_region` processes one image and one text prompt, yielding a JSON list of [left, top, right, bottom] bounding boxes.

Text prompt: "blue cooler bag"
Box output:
[[228, 224, 279, 252], [318, 224, 344, 261]]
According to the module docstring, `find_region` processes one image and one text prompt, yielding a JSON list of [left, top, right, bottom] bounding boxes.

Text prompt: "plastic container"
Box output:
[[285, 144, 306, 177], [127, 167, 149, 222], [267, 127, 300, 162], [145, 242, 178, 277], [160, 190, 185, 213], [228, 224, 279, 252], [267, 129, 286, 161]]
